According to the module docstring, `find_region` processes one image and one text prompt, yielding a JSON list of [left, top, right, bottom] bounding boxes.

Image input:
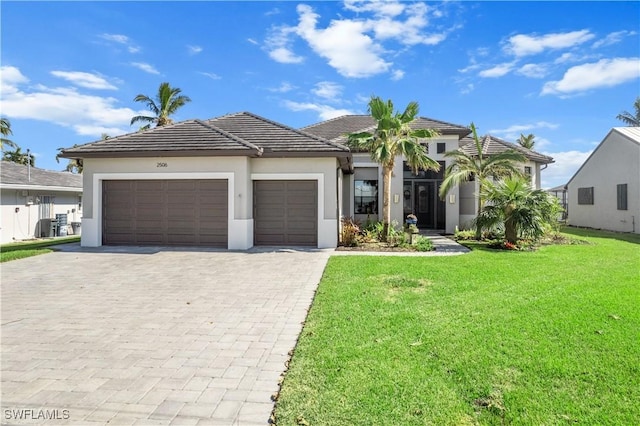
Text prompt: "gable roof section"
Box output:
[[59, 112, 351, 170], [567, 127, 640, 187], [60, 119, 261, 158], [301, 115, 471, 143], [1, 161, 82, 190], [206, 112, 350, 155], [460, 135, 555, 164]]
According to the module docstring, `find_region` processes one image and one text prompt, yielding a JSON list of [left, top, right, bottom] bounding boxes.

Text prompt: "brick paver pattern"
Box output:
[[1, 247, 329, 425]]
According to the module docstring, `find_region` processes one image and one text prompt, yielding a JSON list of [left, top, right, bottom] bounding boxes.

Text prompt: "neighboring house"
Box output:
[[0, 161, 83, 244], [547, 184, 568, 220], [303, 116, 554, 233], [567, 127, 640, 234], [59, 112, 352, 249]]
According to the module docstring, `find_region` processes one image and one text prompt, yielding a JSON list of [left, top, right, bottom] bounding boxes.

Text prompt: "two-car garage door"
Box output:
[[102, 179, 318, 247], [102, 180, 228, 247]]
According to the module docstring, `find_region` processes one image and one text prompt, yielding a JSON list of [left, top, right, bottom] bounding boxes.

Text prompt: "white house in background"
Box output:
[[303, 115, 554, 234], [0, 161, 83, 244], [567, 127, 640, 234]]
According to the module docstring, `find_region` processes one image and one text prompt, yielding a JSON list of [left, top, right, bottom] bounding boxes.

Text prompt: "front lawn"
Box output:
[[274, 228, 640, 425], [0, 236, 80, 262]]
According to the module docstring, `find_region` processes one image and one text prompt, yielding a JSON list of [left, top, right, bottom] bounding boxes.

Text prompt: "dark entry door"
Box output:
[[413, 181, 445, 229]]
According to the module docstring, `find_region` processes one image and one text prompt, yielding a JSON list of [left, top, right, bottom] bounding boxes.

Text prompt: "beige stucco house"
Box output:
[[567, 127, 640, 234], [60, 112, 554, 249], [0, 161, 83, 244]]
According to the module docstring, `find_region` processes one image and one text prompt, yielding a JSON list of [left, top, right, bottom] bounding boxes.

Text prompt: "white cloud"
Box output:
[[505, 30, 594, 57], [187, 45, 203, 55], [312, 81, 342, 99], [266, 2, 450, 78], [268, 82, 296, 93], [592, 30, 637, 49], [516, 63, 548, 79], [489, 122, 559, 142], [283, 100, 354, 121], [1, 67, 138, 138], [247, 38, 259, 45], [198, 72, 221, 80], [542, 57, 640, 95], [130, 62, 160, 75], [0, 65, 29, 94], [541, 150, 593, 189], [50, 71, 117, 90], [269, 47, 304, 64], [295, 4, 390, 78], [99, 33, 140, 53], [460, 83, 474, 95], [479, 62, 515, 78], [391, 70, 405, 81]]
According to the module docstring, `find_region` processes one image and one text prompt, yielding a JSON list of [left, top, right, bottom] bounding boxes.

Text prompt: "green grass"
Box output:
[[274, 228, 640, 425], [0, 236, 80, 262]]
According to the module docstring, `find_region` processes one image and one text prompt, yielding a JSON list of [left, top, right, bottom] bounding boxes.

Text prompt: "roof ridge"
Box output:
[[195, 119, 263, 153], [300, 114, 370, 130], [236, 111, 349, 152], [486, 134, 554, 160], [417, 116, 470, 130]]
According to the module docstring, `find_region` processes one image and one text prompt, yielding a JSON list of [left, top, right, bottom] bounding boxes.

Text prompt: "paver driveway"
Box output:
[[1, 245, 330, 425]]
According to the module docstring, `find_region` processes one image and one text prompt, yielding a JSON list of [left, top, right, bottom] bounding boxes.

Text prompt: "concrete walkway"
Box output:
[[1, 247, 330, 425]]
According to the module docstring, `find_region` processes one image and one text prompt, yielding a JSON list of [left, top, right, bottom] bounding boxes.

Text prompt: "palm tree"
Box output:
[[130, 82, 192, 129], [616, 97, 640, 127], [475, 176, 561, 244], [1, 117, 17, 151], [439, 122, 526, 239], [517, 133, 535, 149], [3, 147, 34, 166], [347, 96, 440, 240]]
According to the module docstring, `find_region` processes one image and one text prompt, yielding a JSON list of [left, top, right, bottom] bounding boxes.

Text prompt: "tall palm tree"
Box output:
[[616, 97, 640, 127], [347, 96, 440, 240], [517, 133, 536, 149], [3, 147, 34, 166], [439, 122, 526, 239], [1, 117, 17, 151], [475, 176, 560, 244], [130, 82, 192, 129]]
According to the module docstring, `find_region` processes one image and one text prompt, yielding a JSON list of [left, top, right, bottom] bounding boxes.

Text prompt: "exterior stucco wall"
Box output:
[[568, 131, 640, 234], [1, 188, 82, 244], [81, 156, 341, 249]]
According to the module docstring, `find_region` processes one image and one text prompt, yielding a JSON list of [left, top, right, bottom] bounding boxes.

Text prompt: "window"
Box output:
[[78, 195, 83, 212], [437, 143, 446, 154], [617, 184, 628, 210], [524, 166, 532, 176], [577, 187, 594, 205], [355, 180, 378, 214], [403, 161, 445, 179]]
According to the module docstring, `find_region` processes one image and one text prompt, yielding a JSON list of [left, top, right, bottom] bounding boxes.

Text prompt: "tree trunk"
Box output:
[[504, 205, 517, 244], [475, 181, 483, 240], [382, 166, 393, 241]]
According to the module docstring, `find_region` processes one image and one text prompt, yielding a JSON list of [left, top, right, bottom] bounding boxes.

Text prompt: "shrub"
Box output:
[[414, 236, 435, 252], [341, 217, 360, 246]]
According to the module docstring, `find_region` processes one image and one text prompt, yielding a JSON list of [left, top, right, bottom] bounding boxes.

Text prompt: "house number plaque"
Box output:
[[156, 162, 168, 168]]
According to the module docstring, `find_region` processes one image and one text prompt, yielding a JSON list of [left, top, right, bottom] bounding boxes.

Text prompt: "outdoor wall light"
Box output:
[[449, 194, 456, 204], [393, 194, 400, 203]]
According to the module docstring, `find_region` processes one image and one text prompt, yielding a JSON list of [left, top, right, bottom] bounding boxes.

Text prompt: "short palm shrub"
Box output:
[[474, 176, 561, 244], [341, 217, 360, 246], [415, 236, 435, 251]]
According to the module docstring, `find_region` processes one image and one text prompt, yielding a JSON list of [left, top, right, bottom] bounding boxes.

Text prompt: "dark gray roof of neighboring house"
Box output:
[[301, 115, 472, 143], [1, 161, 82, 189], [60, 112, 350, 160], [459, 135, 555, 164]]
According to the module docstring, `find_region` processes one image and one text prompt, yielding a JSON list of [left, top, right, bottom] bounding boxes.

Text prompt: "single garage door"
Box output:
[[102, 179, 227, 246], [254, 180, 317, 246]]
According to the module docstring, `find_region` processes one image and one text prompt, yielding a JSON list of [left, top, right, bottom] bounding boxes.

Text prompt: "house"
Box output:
[[60, 112, 554, 249], [0, 161, 83, 244], [303, 115, 554, 234], [59, 112, 352, 249], [567, 127, 639, 234]]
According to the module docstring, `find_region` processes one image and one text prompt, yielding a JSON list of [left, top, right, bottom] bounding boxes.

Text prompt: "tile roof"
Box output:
[[1, 161, 82, 189], [301, 115, 472, 143], [459, 135, 555, 164], [60, 112, 350, 159]]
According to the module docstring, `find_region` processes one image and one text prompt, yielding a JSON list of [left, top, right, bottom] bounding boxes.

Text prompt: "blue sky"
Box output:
[[1, 1, 639, 189]]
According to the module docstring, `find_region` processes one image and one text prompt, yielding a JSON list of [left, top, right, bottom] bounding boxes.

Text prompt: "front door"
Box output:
[[414, 182, 434, 228]]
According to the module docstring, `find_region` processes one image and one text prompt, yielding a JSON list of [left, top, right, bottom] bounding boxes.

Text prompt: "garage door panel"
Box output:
[[254, 180, 317, 246], [103, 179, 227, 247]]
